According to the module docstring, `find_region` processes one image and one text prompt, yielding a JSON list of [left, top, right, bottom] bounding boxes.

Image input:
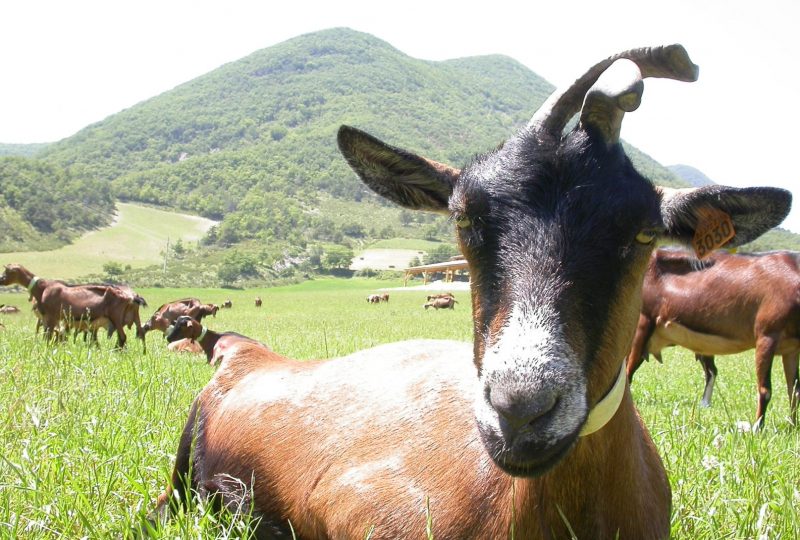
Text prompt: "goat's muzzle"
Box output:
[[475, 356, 588, 477]]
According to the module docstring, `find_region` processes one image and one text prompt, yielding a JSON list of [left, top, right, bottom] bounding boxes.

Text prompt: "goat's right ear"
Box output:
[[337, 125, 460, 212]]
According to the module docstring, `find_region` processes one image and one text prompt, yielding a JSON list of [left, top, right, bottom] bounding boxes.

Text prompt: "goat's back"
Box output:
[[193, 340, 513, 538], [643, 249, 800, 346]]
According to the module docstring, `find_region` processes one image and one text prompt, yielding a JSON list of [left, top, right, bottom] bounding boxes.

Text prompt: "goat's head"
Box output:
[[0, 264, 30, 286], [165, 315, 203, 343], [338, 45, 791, 477]]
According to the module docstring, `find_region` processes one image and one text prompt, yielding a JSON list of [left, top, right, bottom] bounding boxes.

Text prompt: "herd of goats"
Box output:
[[1, 44, 799, 538]]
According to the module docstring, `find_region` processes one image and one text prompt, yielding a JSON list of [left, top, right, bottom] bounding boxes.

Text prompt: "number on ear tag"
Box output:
[[692, 207, 735, 259]]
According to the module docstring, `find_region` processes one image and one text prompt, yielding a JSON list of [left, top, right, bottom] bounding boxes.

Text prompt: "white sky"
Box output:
[[2, 0, 798, 231]]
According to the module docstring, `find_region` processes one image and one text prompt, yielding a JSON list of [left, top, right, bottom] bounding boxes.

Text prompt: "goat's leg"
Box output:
[[697, 355, 717, 408], [754, 334, 779, 431], [134, 311, 146, 354], [782, 353, 799, 426]]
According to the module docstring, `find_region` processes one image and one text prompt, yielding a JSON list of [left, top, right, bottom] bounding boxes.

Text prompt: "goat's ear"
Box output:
[[659, 185, 792, 249], [337, 125, 460, 213]]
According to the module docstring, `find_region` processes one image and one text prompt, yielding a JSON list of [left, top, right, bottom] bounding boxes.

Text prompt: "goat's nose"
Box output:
[[489, 386, 558, 431]]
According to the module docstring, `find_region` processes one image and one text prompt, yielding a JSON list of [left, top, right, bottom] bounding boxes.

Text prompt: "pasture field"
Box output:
[[1, 278, 799, 539], [0, 203, 216, 280]]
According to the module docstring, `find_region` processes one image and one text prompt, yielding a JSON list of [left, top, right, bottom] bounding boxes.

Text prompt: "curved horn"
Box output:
[[527, 44, 699, 138], [579, 59, 643, 144]]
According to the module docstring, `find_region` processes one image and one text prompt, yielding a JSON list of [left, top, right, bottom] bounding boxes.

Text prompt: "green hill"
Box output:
[[35, 28, 686, 247], [0, 142, 50, 157], [7, 27, 794, 284], [0, 202, 216, 280], [0, 156, 115, 251]]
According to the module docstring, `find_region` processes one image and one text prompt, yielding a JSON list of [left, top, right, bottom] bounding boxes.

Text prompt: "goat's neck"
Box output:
[[197, 330, 222, 362], [513, 392, 669, 539]]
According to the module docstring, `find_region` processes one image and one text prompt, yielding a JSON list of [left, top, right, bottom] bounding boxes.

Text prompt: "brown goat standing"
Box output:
[[627, 248, 800, 428]]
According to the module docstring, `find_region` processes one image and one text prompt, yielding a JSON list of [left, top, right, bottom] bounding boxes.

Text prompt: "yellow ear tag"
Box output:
[[692, 207, 735, 259]]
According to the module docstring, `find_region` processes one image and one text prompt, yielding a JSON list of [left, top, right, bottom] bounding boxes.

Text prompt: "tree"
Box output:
[[172, 238, 186, 257], [103, 261, 124, 279], [324, 246, 354, 269]]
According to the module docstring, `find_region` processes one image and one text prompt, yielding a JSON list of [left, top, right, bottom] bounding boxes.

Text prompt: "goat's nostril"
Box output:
[[489, 387, 558, 430]]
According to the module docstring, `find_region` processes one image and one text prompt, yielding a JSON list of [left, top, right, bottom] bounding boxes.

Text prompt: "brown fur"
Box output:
[[424, 296, 457, 310], [0, 264, 146, 349], [165, 316, 269, 365], [254, 297, 262, 307], [154, 340, 669, 539], [143, 298, 217, 335], [167, 338, 204, 355], [627, 248, 800, 427]]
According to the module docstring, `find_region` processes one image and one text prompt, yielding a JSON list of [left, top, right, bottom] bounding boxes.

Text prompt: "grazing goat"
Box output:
[[627, 248, 800, 428], [153, 46, 791, 539], [167, 338, 204, 355], [222, 300, 233, 309], [142, 298, 218, 335], [164, 315, 268, 365], [0, 264, 147, 349], [424, 296, 457, 310], [254, 297, 263, 307], [366, 294, 381, 303]]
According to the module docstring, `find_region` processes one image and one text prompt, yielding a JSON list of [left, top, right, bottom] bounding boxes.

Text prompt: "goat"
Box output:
[[142, 298, 217, 335], [0, 264, 147, 349], [254, 297, 263, 307], [167, 338, 204, 355], [627, 248, 800, 428], [152, 45, 791, 539], [164, 315, 268, 365], [424, 296, 457, 310]]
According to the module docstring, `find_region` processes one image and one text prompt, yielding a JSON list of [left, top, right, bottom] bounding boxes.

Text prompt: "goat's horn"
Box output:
[[579, 59, 643, 144], [527, 44, 699, 138]]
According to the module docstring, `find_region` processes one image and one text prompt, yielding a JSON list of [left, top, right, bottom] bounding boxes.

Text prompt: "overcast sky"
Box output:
[[2, 0, 798, 231]]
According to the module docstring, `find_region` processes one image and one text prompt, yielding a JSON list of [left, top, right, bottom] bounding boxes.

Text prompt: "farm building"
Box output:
[[403, 256, 468, 286]]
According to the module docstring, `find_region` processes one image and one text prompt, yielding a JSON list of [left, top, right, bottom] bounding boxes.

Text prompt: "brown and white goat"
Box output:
[[153, 46, 791, 539], [627, 248, 800, 428], [164, 315, 268, 365]]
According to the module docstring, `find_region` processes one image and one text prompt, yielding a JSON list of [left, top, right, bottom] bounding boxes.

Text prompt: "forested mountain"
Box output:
[[0, 143, 50, 158], [0, 157, 114, 252], [35, 28, 686, 249], [668, 164, 716, 187]]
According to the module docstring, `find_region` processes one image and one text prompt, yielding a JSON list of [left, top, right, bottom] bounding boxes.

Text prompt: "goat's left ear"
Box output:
[[660, 185, 792, 248], [337, 125, 460, 213]]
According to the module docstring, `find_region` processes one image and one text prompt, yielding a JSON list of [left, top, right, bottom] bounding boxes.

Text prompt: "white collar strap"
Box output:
[[27, 276, 41, 296], [579, 361, 627, 437], [197, 325, 208, 342]]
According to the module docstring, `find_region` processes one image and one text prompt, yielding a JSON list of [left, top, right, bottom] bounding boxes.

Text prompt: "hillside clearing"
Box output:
[[0, 203, 216, 280]]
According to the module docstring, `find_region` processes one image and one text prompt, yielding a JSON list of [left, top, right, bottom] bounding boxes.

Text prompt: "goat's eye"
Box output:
[[455, 215, 472, 229], [635, 229, 658, 245]]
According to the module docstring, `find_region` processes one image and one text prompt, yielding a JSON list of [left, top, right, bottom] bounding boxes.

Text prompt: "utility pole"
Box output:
[[163, 236, 170, 274]]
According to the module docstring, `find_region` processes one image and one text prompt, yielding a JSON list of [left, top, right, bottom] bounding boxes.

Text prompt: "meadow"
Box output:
[[1, 203, 216, 280], [0, 278, 798, 539]]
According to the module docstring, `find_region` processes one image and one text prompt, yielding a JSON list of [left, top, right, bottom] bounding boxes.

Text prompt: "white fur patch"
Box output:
[[476, 301, 587, 445]]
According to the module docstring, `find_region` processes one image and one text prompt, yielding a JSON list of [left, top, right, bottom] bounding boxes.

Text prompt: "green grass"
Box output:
[[0, 203, 216, 280], [1, 280, 798, 538]]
